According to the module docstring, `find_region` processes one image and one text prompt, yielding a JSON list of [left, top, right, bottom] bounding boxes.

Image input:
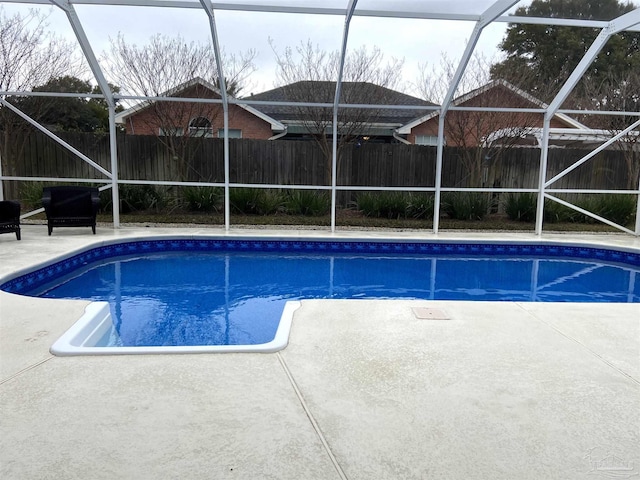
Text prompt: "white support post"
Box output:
[[330, 0, 358, 233], [636, 168, 640, 236], [433, 0, 519, 232], [538, 8, 640, 235], [108, 106, 120, 227], [0, 140, 4, 201], [433, 115, 446, 233], [200, 0, 230, 231], [330, 117, 339, 233], [50, 0, 121, 228], [535, 116, 551, 235]]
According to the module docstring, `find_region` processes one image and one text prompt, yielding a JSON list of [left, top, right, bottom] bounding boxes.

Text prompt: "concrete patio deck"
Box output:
[[1, 224, 638, 479]]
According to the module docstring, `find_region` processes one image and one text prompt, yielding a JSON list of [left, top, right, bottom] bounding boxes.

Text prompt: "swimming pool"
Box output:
[[2, 237, 639, 355]]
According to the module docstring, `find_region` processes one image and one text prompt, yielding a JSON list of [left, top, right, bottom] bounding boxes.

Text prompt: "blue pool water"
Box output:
[[3, 239, 639, 347]]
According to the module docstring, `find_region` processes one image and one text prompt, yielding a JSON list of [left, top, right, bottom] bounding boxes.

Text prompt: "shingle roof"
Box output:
[[246, 81, 435, 125]]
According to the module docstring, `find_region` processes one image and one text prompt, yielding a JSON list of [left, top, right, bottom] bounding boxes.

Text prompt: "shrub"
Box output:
[[406, 193, 434, 220], [543, 198, 582, 223], [504, 193, 537, 222], [230, 188, 285, 215], [230, 188, 261, 214], [356, 192, 410, 219], [377, 192, 409, 219], [285, 190, 330, 216], [354, 192, 380, 217], [19, 181, 45, 209], [442, 192, 490, 220], [255, 190, 285, 215], [574, 197, 600, 224], [596, 194, 637, 226], [119, 185, 166, 213], [590, 194, 636, 226], [98, 188, 113, 213], [182, 186, 222, 212]]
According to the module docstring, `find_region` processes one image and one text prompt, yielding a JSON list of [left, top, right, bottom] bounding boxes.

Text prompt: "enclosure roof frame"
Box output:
[[2, 0, 640, 31], [1, 0, 639, 236]]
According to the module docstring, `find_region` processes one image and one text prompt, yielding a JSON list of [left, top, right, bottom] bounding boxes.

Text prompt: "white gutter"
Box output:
[[269, 126, 288, 140], [485, 127, 640, 147], [393, 131, 411, 145]]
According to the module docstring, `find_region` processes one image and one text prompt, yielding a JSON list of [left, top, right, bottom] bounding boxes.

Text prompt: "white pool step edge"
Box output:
[[50, 300, 301, 356]]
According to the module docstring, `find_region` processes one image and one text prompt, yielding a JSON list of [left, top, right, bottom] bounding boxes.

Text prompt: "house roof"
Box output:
[[396, 79, 589, 134], [246, 81, 436, 125], [115, 77, 285, 131]]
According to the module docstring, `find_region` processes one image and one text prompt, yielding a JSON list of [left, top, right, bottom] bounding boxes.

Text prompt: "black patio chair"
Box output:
[[0, 200, 21, 240], [42, 186, 100, 235]]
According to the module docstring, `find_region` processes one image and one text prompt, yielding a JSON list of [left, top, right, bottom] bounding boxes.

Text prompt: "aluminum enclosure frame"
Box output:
[[1, 0, 639, 236]]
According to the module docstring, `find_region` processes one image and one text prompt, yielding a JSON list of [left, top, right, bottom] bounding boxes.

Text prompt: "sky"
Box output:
[[1, 0, 519, 99]]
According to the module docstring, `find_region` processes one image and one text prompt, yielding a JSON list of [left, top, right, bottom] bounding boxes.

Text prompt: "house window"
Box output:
[[188, 117, 213, 137], [217, 129, 242, 139], [415, 135, 442, 146], [159, 127, 184, 136]]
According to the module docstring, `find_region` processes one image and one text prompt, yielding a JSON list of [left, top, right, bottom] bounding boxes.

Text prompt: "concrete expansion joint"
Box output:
[[276, 352, 349, 480], [515, 304, 640, 385], [0, 356, 53, 387]]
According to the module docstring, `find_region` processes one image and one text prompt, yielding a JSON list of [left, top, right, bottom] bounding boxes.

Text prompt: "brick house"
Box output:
[[247, 81, 435, 143], [115, 77, 284, 139], [397, 79, 588, 147], [117, 78, 588, 147]]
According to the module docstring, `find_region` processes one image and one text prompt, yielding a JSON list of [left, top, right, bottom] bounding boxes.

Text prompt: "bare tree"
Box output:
[[270, 39, 406, 183], [0, 8, 86, 93], [415, 54, 552, 188], [0, 7, 86, 196], [102, 33, 257, 181], [416, 53, 493, 105], [104, 33, 256, 100], [581, 70, 640, 190]]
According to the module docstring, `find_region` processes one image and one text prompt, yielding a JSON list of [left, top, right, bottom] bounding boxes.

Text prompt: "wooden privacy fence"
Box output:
[[4, 131, 637, 203]]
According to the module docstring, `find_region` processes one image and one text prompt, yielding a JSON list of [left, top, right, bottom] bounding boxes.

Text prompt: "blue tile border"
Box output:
[[2, 238, 640, 295]]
